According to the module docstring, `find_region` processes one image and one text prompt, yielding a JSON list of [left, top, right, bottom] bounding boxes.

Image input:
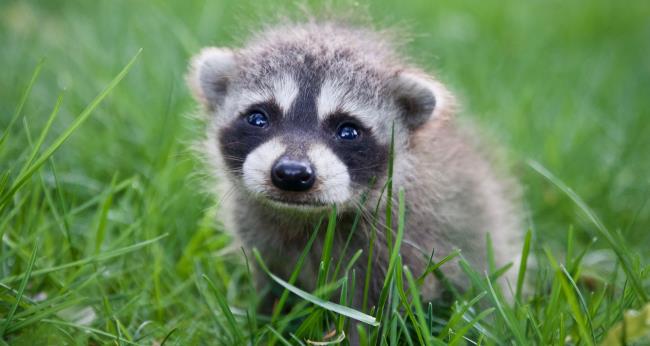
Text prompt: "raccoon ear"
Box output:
[[390, 72, 443, 129], [187, 47, 237, 112]]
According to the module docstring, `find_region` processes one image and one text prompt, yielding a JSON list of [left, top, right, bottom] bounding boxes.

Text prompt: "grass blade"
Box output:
[[34, 319, 140, 345], [254, 249, 379, 326], [5, 297, 87, 333], [94, 174, 118, 254], [318, 207, 337, 288], [337, 276, 348, 333], [384, 122, 396, 249], [266, 326, 292, 346], [515, 229, 532, 302], [416, 249, 461, 286], [332, 190, 369, 281], [202, 274, 245, 343], [16, 92, 64, 177], [485, 271, 526, 344], [448, 308, 495, 346], [528, 160, 648, 302], [0, 242, 38, 336], [1, 233, 167, 284], [395, 257, 427, 346], [561, 264, 596, 345], [439, 292, 487, 341], [403, 266, 436, 346], [271, 217, 323, 322], [375, 188, 406, 324], [543, 248, 594, 345], [0, 49, 142, 209], [0, 59, 44, 150]]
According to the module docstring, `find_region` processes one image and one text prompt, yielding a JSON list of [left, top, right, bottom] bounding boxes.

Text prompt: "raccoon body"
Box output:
[[187, 21, 522, 310]]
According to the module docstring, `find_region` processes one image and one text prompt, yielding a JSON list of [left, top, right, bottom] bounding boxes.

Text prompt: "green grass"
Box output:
[[1, 0, 650, 344]]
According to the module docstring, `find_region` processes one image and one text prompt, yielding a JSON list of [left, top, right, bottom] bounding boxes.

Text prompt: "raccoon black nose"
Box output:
[[271, 159, 315, 191]]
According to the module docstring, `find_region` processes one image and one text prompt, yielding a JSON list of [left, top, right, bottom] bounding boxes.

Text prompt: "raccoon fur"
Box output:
[[187, 20, 523, 314]]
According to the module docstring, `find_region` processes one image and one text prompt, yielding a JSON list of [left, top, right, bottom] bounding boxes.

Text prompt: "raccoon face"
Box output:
[[188, 47, 443, 211]]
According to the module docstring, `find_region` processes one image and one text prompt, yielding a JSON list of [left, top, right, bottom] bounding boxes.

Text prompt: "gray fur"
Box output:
[[187, 21, 523, 313]]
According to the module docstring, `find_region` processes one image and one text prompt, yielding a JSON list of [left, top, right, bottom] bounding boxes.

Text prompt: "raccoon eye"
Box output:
[[246, 111, 269, 128], [336, 123, 360, 140]]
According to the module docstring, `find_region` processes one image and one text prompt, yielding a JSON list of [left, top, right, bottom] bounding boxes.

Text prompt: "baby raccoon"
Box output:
[[187, 21, 522, 312]]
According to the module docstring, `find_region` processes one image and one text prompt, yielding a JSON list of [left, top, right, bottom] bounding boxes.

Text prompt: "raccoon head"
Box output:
[[187, 29, 450, 212]]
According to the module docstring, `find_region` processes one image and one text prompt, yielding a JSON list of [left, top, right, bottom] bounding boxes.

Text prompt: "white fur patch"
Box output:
[[316, 79, 347, 118], [231, 90, 269, 113], [308, 143, 351, 204], [242, 138, 286, 194], [271, 75, 299, 112]]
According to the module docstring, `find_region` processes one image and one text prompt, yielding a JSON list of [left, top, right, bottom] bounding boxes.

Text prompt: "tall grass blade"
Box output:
[[375, 188, 406, 324], [528, 160, 648, 302], [1, 233, 167, 284], [202, 274, 245, 344], [0, 242, 38, 336], [448, 308, 495, 346], [332, 190, 369, 281], [384, 123, 396, 249], [485, 272, 526, 344], [395, 257, 427, 346], [271, 218, 323, 322], [403, 266, 436, 346], [253, 249, 378, 326], [94, 175, 117, 254], [318, 207, 337, 287], [543, 248, 594, 346], [561, 264, 596, 344], [17, 93, 64, 177], [5, 297, 87, 333], [241, 248, 258, 344], [0, 59, 44, 150], [31, 319, 139, 345], [266, 325, 293, 346], [395, 314, 415, 346], [337, 276, 348, 333], [416, 249, 461, 286], [439, 292, 487, 341], [516, 229, 532, 302], [0, 49, 142, 209]]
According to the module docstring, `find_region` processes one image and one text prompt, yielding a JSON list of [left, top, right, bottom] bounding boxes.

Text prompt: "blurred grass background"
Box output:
[[1, 0, 649, 344]]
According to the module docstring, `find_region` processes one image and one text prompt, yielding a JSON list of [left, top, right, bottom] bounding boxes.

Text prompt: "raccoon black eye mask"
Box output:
[[217, 92, 388, 202], [187, 20, 522, 326]]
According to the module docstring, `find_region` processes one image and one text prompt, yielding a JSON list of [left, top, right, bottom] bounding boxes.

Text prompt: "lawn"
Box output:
[[1, 0, 649, 344]]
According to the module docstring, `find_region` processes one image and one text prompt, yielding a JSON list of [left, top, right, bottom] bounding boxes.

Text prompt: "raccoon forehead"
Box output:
[[226, 74, 299, 115], [224, 73, 393, 143]]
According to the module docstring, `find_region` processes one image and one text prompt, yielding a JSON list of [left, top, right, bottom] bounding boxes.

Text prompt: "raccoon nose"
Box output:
[[271, 159, 315, 191]]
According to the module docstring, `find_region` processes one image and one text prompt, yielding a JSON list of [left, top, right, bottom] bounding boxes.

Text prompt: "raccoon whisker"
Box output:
[[347, 164, 386, 172], [215, 185, 237, 207], [221, 137, 269, 147], [220, 155, 247, 162], [246, 168, 272, 175], [351, 201, 394, 239], [221, 166, 244, 172], [221, 169, 245, 176]]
